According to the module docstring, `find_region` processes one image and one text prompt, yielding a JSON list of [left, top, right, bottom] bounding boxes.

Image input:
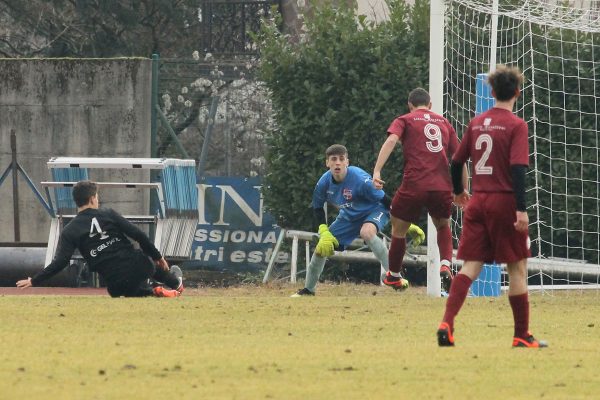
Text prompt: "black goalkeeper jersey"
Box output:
[[31, 207, 162, 286]]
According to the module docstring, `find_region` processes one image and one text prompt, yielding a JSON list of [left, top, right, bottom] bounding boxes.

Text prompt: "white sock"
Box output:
[[365, 236, 389, 272], [305, 254, 326, 292]]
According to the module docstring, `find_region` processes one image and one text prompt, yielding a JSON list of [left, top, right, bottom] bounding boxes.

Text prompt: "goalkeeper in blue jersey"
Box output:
[[291, 144, 425, 297]]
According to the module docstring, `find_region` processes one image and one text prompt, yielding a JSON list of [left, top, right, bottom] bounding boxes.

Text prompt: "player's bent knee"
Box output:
[[360, 227, 377, 241]]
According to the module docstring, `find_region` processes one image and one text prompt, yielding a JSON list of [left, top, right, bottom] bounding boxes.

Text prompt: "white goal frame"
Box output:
[[428, 0, 600, 296]]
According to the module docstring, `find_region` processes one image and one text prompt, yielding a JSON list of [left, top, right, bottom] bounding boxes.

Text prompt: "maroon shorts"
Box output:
[[457, 192, 531, 263], [390, 188, 453, 222]]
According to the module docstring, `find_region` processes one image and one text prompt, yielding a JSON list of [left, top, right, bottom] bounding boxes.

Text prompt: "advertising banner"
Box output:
[[188, 177, 288, 272]]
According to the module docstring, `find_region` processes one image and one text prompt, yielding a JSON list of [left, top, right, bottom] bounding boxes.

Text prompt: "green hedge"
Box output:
[[257, 0, 430, 230]]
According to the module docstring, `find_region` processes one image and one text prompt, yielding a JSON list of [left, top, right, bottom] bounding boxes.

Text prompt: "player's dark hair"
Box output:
[[325, 144, 348, 158], [408, 88, 430, 107], [72, 180, 98, 207], [488, 65, 523, 101]]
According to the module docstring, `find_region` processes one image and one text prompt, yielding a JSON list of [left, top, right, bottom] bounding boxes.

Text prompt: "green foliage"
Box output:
[[257, 0, 430, 229]]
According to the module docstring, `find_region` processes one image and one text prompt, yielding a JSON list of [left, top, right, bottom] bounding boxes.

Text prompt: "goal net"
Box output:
[[438, 0, 600, 292]]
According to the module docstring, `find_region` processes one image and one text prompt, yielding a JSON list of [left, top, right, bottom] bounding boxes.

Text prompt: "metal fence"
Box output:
[[199, 0, 281, 55], [153, 56, 271, 178], [150, 0, 280, 177]]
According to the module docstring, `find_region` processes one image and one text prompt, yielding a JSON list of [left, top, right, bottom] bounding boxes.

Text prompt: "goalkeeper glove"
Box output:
[[315, 224, 339, 257], [407, 224, 425, 247]]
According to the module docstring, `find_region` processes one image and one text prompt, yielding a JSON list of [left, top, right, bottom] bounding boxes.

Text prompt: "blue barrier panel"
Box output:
[[188, 176, 286, 272], [476, 73, 495, 115], [50, 167, 88, 212], [470, 75, 498, 296], [159, 162, 198, 215]]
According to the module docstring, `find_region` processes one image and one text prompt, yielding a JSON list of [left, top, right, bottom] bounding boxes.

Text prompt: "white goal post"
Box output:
[[429, 0, 600, 296]]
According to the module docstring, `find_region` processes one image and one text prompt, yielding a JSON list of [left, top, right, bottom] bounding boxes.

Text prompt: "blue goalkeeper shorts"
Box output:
[[329, 206, 389, 249]]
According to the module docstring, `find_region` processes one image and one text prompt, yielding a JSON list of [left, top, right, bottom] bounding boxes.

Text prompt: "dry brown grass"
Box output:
[[2, 283, 600, 399]]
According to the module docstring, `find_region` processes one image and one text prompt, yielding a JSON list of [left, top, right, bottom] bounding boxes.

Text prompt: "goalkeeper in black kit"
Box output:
[[16, 180, 184, 297]]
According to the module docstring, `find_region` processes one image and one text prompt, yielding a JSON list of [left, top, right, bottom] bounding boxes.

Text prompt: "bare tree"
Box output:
[[0, 0, 201, 58]]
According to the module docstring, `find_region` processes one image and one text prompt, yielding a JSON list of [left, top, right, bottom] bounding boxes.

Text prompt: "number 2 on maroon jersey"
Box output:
[[475, 134, 493, 175]]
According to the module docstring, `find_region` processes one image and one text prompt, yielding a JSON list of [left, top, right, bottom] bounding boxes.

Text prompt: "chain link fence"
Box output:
[[156, 56, 272, 178], [154, 0, 281, 177]]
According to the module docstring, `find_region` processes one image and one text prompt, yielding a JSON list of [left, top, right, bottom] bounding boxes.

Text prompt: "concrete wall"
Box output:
[[0, 59, 153, 243]]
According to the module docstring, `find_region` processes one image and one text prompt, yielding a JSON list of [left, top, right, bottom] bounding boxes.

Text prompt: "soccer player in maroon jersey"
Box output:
[[373, 88, 464, 292], [437, 65, 547, 348]]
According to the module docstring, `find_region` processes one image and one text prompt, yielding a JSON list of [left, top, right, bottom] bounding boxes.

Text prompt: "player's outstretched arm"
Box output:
[[16, 277, 32, 289], [21, 234, 77, 288], [110, 209, 162, 260], [373, 135, 399, 189], [155, 257, 169, 271]]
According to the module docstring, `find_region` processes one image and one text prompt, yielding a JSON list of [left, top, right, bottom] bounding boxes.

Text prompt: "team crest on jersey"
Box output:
[[424, 113, 431, 120], [484, 118, 492, 126], [343, 188, 353, 200]]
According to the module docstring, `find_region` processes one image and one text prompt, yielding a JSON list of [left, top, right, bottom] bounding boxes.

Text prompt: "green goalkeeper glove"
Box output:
[[315, 224, 339, 257], [407, 224, 425, 247]]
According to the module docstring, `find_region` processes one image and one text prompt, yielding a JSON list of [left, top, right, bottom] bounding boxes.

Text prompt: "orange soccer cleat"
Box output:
[[512, 333, 548, 348], [437, 322, 455, 347], [383, 272, 409, 291], [153, 286, 181, 298]]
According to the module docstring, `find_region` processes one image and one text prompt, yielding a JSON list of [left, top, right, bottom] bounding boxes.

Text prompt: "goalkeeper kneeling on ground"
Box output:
[[291, 144, 424, 297]]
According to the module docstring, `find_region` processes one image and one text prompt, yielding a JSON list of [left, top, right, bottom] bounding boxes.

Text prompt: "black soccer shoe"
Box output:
[[437, 322, 455, 347], [290, 288, 315, 297], [440, 265, 454, 293]]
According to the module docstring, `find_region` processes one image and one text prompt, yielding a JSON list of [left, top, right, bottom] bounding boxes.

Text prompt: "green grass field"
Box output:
[[2, 283, 600, 399]]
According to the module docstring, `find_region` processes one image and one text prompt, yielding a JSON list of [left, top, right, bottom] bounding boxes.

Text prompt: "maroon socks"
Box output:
[[509, 292, 530, 338], [388, 237, 406, 274], [437, 225, 453, 265], [442, 274, 473, 330]]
